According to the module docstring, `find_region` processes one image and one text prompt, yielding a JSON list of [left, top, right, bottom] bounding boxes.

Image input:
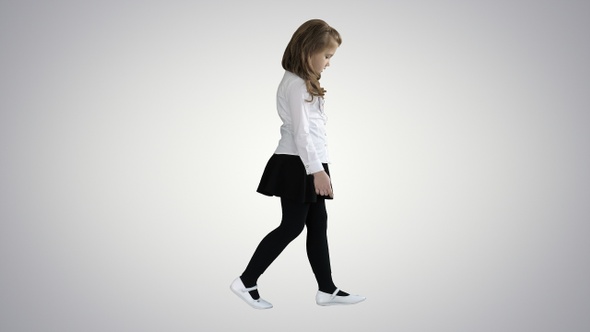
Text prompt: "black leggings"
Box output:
[[241, 197, 336, 293]]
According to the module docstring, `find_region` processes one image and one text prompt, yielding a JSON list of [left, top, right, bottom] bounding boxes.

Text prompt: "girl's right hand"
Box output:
[[313, 170, 333, 198]]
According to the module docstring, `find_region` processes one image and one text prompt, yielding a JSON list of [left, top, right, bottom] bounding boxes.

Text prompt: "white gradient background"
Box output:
[[1, 0, 589, 331]]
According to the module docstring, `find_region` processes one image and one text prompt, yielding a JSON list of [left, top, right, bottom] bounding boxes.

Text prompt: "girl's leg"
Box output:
[[240, 197, 309, 296], [305, 197, 339, 294]]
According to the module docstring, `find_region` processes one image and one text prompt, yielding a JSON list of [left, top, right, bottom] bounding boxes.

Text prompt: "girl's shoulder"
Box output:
[[280, 71, 306, 92]]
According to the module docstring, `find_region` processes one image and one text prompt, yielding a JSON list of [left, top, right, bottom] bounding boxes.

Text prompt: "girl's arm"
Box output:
[[287, 82, 324, 175], [287, 82, 333, 198]]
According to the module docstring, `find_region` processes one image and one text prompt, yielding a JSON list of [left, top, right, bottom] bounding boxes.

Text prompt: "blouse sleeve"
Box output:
[[286, 82, 324, 175]]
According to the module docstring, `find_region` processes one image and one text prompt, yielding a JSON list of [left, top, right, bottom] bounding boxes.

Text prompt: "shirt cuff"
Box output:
[[304, 160, 324, 175]]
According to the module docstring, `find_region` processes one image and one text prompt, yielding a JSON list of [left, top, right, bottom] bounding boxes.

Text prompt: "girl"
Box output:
[[230, 19, 365, 309]]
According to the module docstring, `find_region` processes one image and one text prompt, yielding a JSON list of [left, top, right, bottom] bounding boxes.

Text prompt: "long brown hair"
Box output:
[[281, 19, 342, 100]]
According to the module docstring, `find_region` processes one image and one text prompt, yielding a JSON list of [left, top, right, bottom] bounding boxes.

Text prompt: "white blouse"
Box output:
[[274, 71, 330, 175]]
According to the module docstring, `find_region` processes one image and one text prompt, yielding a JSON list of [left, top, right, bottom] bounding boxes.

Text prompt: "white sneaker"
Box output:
[[316, 288, 366, 306], [230, 277, 273, 309]]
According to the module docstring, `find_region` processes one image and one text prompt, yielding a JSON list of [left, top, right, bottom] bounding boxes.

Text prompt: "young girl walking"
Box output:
[[230, 19, 365, 309]]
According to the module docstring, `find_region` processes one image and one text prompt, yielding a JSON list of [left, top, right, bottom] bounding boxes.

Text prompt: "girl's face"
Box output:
[[309, 41, 338, 76]]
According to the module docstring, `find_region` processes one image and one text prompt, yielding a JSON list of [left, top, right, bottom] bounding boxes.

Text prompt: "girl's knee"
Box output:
[[277, 222, 305, 239]]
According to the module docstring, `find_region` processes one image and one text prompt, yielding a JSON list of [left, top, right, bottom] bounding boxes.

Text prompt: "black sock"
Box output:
[[240, 276, 260, 300], [319, 287, 349, 296]]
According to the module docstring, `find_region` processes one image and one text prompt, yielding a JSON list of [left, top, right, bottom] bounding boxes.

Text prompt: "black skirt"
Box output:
[[257, 154, 332, 203]]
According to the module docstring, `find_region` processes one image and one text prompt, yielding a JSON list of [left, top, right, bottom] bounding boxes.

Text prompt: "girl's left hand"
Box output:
[[313, 170, 333, 198]]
